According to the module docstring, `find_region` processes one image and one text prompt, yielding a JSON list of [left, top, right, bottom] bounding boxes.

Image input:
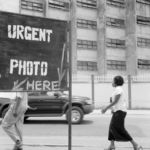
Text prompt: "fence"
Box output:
[[72, 74, 150, 109]]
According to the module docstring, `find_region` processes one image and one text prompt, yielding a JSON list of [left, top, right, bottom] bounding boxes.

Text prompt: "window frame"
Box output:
[[77, 0, 97, 9], [137, 16, 150, 26], [106, 0, 125, 8], [77, 39, 97, 50], [107, 60, 126, 70], [136, 0, 150, 5], [106, 17, 125, 28], [77, 61, 97, 71], [137, 37, 150, 48], [106, 38, 126, 49], [77, 19, 97, 29], [21, 0, 44, 12], [138, 59, 150, 69], [48, 0, 69, 11]]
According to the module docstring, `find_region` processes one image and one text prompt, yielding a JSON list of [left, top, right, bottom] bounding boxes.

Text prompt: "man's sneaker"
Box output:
[[13, 140, 23, 150]]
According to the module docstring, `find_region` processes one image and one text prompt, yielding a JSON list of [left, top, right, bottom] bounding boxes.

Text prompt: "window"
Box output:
[[138, 59, 150, 69], [21, 0, 44, 12], [107, 0, 125, 8], [136, 0, 150, 5], [106, 38, 126, 48], [49, 0, 69, 11], [107, 60, 126, 70], [77, 0, 97, 9], [137, 37, 150, 47], [77, 61, 97, 71], [137, 16, 150, 26], [77, 39, 97, 49], [106, 17, 125, 28], [77, 19, 97, 29]]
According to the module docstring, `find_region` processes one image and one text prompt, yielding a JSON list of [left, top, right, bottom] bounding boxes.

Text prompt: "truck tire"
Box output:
[[66, 106, 84, 124]]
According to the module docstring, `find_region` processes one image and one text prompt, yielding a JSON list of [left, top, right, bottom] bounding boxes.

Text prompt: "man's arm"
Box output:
[[12, 96, 22, 117]]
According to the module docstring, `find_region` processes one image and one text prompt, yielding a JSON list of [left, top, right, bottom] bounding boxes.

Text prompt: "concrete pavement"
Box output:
[[0, 109, 150, 150], [93, 109, 150, 116], [0, 136, 149, 150]]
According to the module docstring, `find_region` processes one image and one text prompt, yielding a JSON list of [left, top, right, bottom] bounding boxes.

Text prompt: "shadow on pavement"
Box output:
[[24, 119, 93, 125], [24, 119, 68, 124]]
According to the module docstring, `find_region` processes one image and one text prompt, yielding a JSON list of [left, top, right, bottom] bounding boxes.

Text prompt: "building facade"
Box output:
[[0, 0, 150, 78]]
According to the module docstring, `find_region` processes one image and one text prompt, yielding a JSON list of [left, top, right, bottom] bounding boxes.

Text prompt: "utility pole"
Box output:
[[68, 0, 72, 150], [128, 75, 132, 109]]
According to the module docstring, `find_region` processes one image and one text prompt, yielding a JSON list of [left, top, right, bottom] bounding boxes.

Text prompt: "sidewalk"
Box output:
[[0, 136, 149, 150], [93, 109, 150, 116], [0, 109, 150, 150]]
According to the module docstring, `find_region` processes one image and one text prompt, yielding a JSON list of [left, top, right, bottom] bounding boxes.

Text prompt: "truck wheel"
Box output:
[[2, 107, 9, 118], [24, 116, 29, 122], [66, 106, 84, 124]]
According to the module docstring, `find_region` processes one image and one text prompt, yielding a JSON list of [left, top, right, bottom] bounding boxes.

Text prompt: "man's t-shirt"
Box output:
[[10, 92, 28, 113]]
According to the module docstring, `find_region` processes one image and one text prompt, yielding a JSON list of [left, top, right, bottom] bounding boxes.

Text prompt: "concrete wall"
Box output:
[[137, 26, 150, 38], [136, 2, 150, 17], [107, 48, 126, 60], [72, 82, 150, 109], [97, 0, 106, 75], [0, 0, 20, 13], [106, 27, 125, 39], [77, 29, 97, 40], [77, 50, 97, 61], [76, 7, 97, 20], [106, 5, 125, 19], [126, 0, 137, 75], [47, 8, 69, 20]]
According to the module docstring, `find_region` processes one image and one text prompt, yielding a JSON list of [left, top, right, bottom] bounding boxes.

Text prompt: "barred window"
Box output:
[[77, 39, 97, 49], [49, 0, 69, 11], [77, 61, 97, 71], [106, 38, 126, 49], [137, 0, 150, 5], [137, 16, 150, 26], [21, 0, 44, 12], [77, 19, 97, 29], [137, 37, 150, 47], [107, 0, 125, 8], [138, 59, 150, 69], [106, 17, 125, 28], [77, 0, 97, 9], [107, 60, 126, 70]]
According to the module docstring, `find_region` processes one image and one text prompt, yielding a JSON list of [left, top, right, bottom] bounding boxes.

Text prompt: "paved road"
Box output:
[[0, 112, 150, 149]]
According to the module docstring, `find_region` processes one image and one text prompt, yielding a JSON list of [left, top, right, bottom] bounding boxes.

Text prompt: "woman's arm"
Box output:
[[101, 94, 121, 114]]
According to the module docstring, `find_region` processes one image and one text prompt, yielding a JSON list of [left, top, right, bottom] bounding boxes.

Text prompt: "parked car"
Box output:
[[0, 91, 94, 124]]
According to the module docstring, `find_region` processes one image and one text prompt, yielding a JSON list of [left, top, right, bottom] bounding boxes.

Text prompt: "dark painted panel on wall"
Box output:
[[0, 11, 68, 91]]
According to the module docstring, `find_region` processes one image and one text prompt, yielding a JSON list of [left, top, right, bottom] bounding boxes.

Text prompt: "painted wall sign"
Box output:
[[0, 11, 68, 91]]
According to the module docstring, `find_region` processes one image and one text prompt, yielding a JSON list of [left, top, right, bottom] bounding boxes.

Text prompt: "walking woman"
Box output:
[[101, 75, 142, 150]]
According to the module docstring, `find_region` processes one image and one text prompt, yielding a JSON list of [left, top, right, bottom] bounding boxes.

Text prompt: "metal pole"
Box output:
[[91, 74, 95, 105], [68, 1, 72, 150], [128, 74, 132, 109]]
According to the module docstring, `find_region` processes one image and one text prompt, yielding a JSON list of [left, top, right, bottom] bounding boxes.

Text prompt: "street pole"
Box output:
[[91, 74, 95, 105], [68, 0, 72, 150], [128, 74, 132, 109]]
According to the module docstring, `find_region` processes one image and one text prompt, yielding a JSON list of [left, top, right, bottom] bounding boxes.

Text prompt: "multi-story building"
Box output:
[[0, 0, 150, 78]]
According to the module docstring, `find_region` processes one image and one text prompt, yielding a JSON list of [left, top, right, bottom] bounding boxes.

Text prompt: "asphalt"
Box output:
[[0, 109, 150, 150]]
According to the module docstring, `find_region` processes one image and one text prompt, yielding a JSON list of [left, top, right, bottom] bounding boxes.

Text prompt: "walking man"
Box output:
[[2, 78, 28, 150]]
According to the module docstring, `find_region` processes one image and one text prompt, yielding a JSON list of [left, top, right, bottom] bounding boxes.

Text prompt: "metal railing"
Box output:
[[72, 74, 150, 83]]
